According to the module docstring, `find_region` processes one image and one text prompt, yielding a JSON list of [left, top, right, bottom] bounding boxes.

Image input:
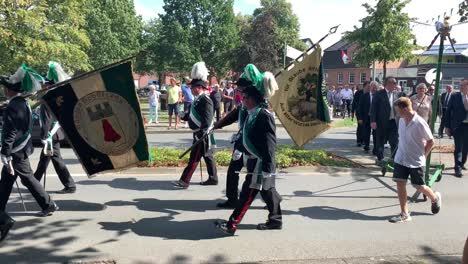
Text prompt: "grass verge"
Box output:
[[144, 145, 359, 168], [331, 118, 357, 128]]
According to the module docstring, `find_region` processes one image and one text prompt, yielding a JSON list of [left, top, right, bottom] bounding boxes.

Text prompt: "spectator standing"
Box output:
[[210, 84, 222, 122], [148, 85, 160, 124], [181, 77, 194, 128], [167, 78, 182, 130], [333, 86, 343, 117], [410, 83, 432, 124], [234, 84, 243, 106], [444, 79, 468, 177], [340, 85, 353, 118], [222, 81, 235, 117]]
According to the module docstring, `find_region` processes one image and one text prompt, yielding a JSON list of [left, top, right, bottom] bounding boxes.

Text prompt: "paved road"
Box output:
[[0, 165, 466, 263], [7, 123, 463, 263]]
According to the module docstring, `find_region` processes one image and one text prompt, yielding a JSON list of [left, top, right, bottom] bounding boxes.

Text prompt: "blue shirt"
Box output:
[[182, 84, 194, 103]]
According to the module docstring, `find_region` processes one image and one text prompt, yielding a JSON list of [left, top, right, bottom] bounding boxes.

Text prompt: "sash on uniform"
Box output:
[[189, 94, 216, 147], [242, 106, 264, 190]]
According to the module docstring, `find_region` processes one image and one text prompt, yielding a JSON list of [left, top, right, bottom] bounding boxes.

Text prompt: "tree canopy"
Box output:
[[0, 0, 91, 74], [344, 0, 416, 79], [459, 0, 468, 22]]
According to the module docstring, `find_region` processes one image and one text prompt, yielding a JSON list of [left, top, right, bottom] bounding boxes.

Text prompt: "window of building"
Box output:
[[447, 59, 454, 63], [349, 72, 355, 84], [324, 73, 329, 80], [360, 73, 367, 84], [337, 72, 343, 84]]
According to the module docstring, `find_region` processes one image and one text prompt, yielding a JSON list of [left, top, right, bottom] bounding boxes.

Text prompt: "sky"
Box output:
[[134, 0, 468, 49]]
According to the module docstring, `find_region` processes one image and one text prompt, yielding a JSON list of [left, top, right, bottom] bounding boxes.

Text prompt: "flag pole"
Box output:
[[275, 25, 340, 78], [0, 50, 147, 109], [283, 41, 287, 68]]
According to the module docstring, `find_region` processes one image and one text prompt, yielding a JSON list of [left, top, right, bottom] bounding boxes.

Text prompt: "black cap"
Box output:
[[0, 76, 21, 92], [189, 78, 207, 89], [235, 78, 253, 91]]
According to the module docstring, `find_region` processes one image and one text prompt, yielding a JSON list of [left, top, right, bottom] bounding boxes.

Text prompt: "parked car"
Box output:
[[0, 107, 70, 148]]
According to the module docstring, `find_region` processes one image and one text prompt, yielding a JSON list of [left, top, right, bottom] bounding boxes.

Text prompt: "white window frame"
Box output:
[[337, 72, 343, 84], [349, 72, 355, 84], [360, 73, 367, 84]]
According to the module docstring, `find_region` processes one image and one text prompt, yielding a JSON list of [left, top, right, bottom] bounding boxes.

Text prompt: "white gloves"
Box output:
[[1, 155, 11, 166], [232, 149, 243, 161], [1, 155, 14, 174], [43, 138, 53, 156]]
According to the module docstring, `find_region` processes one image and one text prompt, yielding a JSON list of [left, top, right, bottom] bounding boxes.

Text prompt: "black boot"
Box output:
[[214, 220, 236, 235], [200, 178, 218, 186], [216, 200, 238, 209], [0, 213, 15, 242], [257, 220, 282, 230]]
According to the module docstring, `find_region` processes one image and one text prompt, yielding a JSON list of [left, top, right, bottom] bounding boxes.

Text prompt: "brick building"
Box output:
[[322, 40, 371, 88]]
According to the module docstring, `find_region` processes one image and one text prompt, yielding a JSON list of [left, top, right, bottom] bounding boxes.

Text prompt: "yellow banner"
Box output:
[[270, 46, 330, 147]]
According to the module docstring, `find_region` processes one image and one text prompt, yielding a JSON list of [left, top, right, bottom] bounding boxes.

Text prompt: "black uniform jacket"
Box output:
[[243, 108, 276, 173], [1, 96, 34, 159], [39, 105, 65, 142]]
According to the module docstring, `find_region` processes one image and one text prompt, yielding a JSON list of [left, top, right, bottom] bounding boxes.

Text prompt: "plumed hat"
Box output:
[[47, 61, 71, 83], [0, 64, 44, 92], [240, 64, 278, 99], [189, 62, 209, 89]]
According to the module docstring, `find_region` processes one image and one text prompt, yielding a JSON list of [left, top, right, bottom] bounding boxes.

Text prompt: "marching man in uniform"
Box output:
[[213, 77, 252, 209], [0, 65, 59, 242], [173, 62, 218, 188], [216, 64, 281, 235], [34, 62, 76, 194]]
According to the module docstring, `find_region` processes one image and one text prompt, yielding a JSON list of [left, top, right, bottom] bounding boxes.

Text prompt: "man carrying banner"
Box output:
[[215, 64, 281, 235], [173, 62, 218, 188], [34, 62, 76, 194], [0, 65, 59, 242]]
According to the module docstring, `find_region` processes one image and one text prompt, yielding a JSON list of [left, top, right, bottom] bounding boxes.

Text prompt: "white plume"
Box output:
[[191, 62, 209, 81], [50, 61, 71, 82], [262, 72, 278, 99], [8, 66, 26, 84]]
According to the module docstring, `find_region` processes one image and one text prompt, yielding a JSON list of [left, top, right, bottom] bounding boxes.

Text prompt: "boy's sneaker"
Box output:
[[389, 212, 412, 223], [431, 192, 442, 214]]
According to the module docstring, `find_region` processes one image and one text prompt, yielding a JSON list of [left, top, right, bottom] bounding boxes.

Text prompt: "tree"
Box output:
[[230, 14, 252, 72], [459, 0, 468, 22], [83, 0, 143, 69], [247, 0, 305, 72], [344, 0, 416, 79], [0, 0, 91, 74], [147, 0, 238, 80]]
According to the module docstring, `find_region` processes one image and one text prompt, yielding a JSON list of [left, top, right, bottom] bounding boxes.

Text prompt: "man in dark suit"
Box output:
[[444, 79, 468, 177], [34, 104, 76, 193], [0, 70, 58, 242], [216, 64, 281, 236], [352, 83, 366, 147], [358, 81, 378, 153], [370, 77, 400, 162], [438, 85, 453, 138], [173, 62, 218, 188]]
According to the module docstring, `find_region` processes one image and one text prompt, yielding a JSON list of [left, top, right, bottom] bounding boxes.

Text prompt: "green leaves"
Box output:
[[0, 0, 91, 74], [459, 0, 468, 22], [344, 0, 416, 79]]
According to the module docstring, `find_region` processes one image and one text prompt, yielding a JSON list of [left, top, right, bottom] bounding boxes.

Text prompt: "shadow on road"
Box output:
[[0, 218, 94, 263], [282, 205, 432, 221], [77, 178, 180, 191]]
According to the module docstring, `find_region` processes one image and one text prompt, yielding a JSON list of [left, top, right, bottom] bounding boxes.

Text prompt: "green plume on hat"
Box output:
[[47, 61, 70, 83], [8, 64, 45, 93], [240, 64, 278, 99]]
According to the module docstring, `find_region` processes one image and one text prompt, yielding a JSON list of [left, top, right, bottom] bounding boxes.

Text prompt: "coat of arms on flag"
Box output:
[[42, 61, 149, 176], [269, 45, 331, 147]]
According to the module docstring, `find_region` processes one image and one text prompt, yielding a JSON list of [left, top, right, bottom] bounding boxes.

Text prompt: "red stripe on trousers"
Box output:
[[233, 189, 255, 228], [182, 144, 202, 183]]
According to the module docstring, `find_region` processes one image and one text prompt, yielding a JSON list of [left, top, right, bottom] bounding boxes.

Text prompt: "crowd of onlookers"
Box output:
[[145, 77, 243, 130], [328, 78, 467, 178]]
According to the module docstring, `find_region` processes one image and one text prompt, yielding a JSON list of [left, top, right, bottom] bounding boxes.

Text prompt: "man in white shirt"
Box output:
[[389, 97, 441, 223], [340, 85, 353, 118]]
